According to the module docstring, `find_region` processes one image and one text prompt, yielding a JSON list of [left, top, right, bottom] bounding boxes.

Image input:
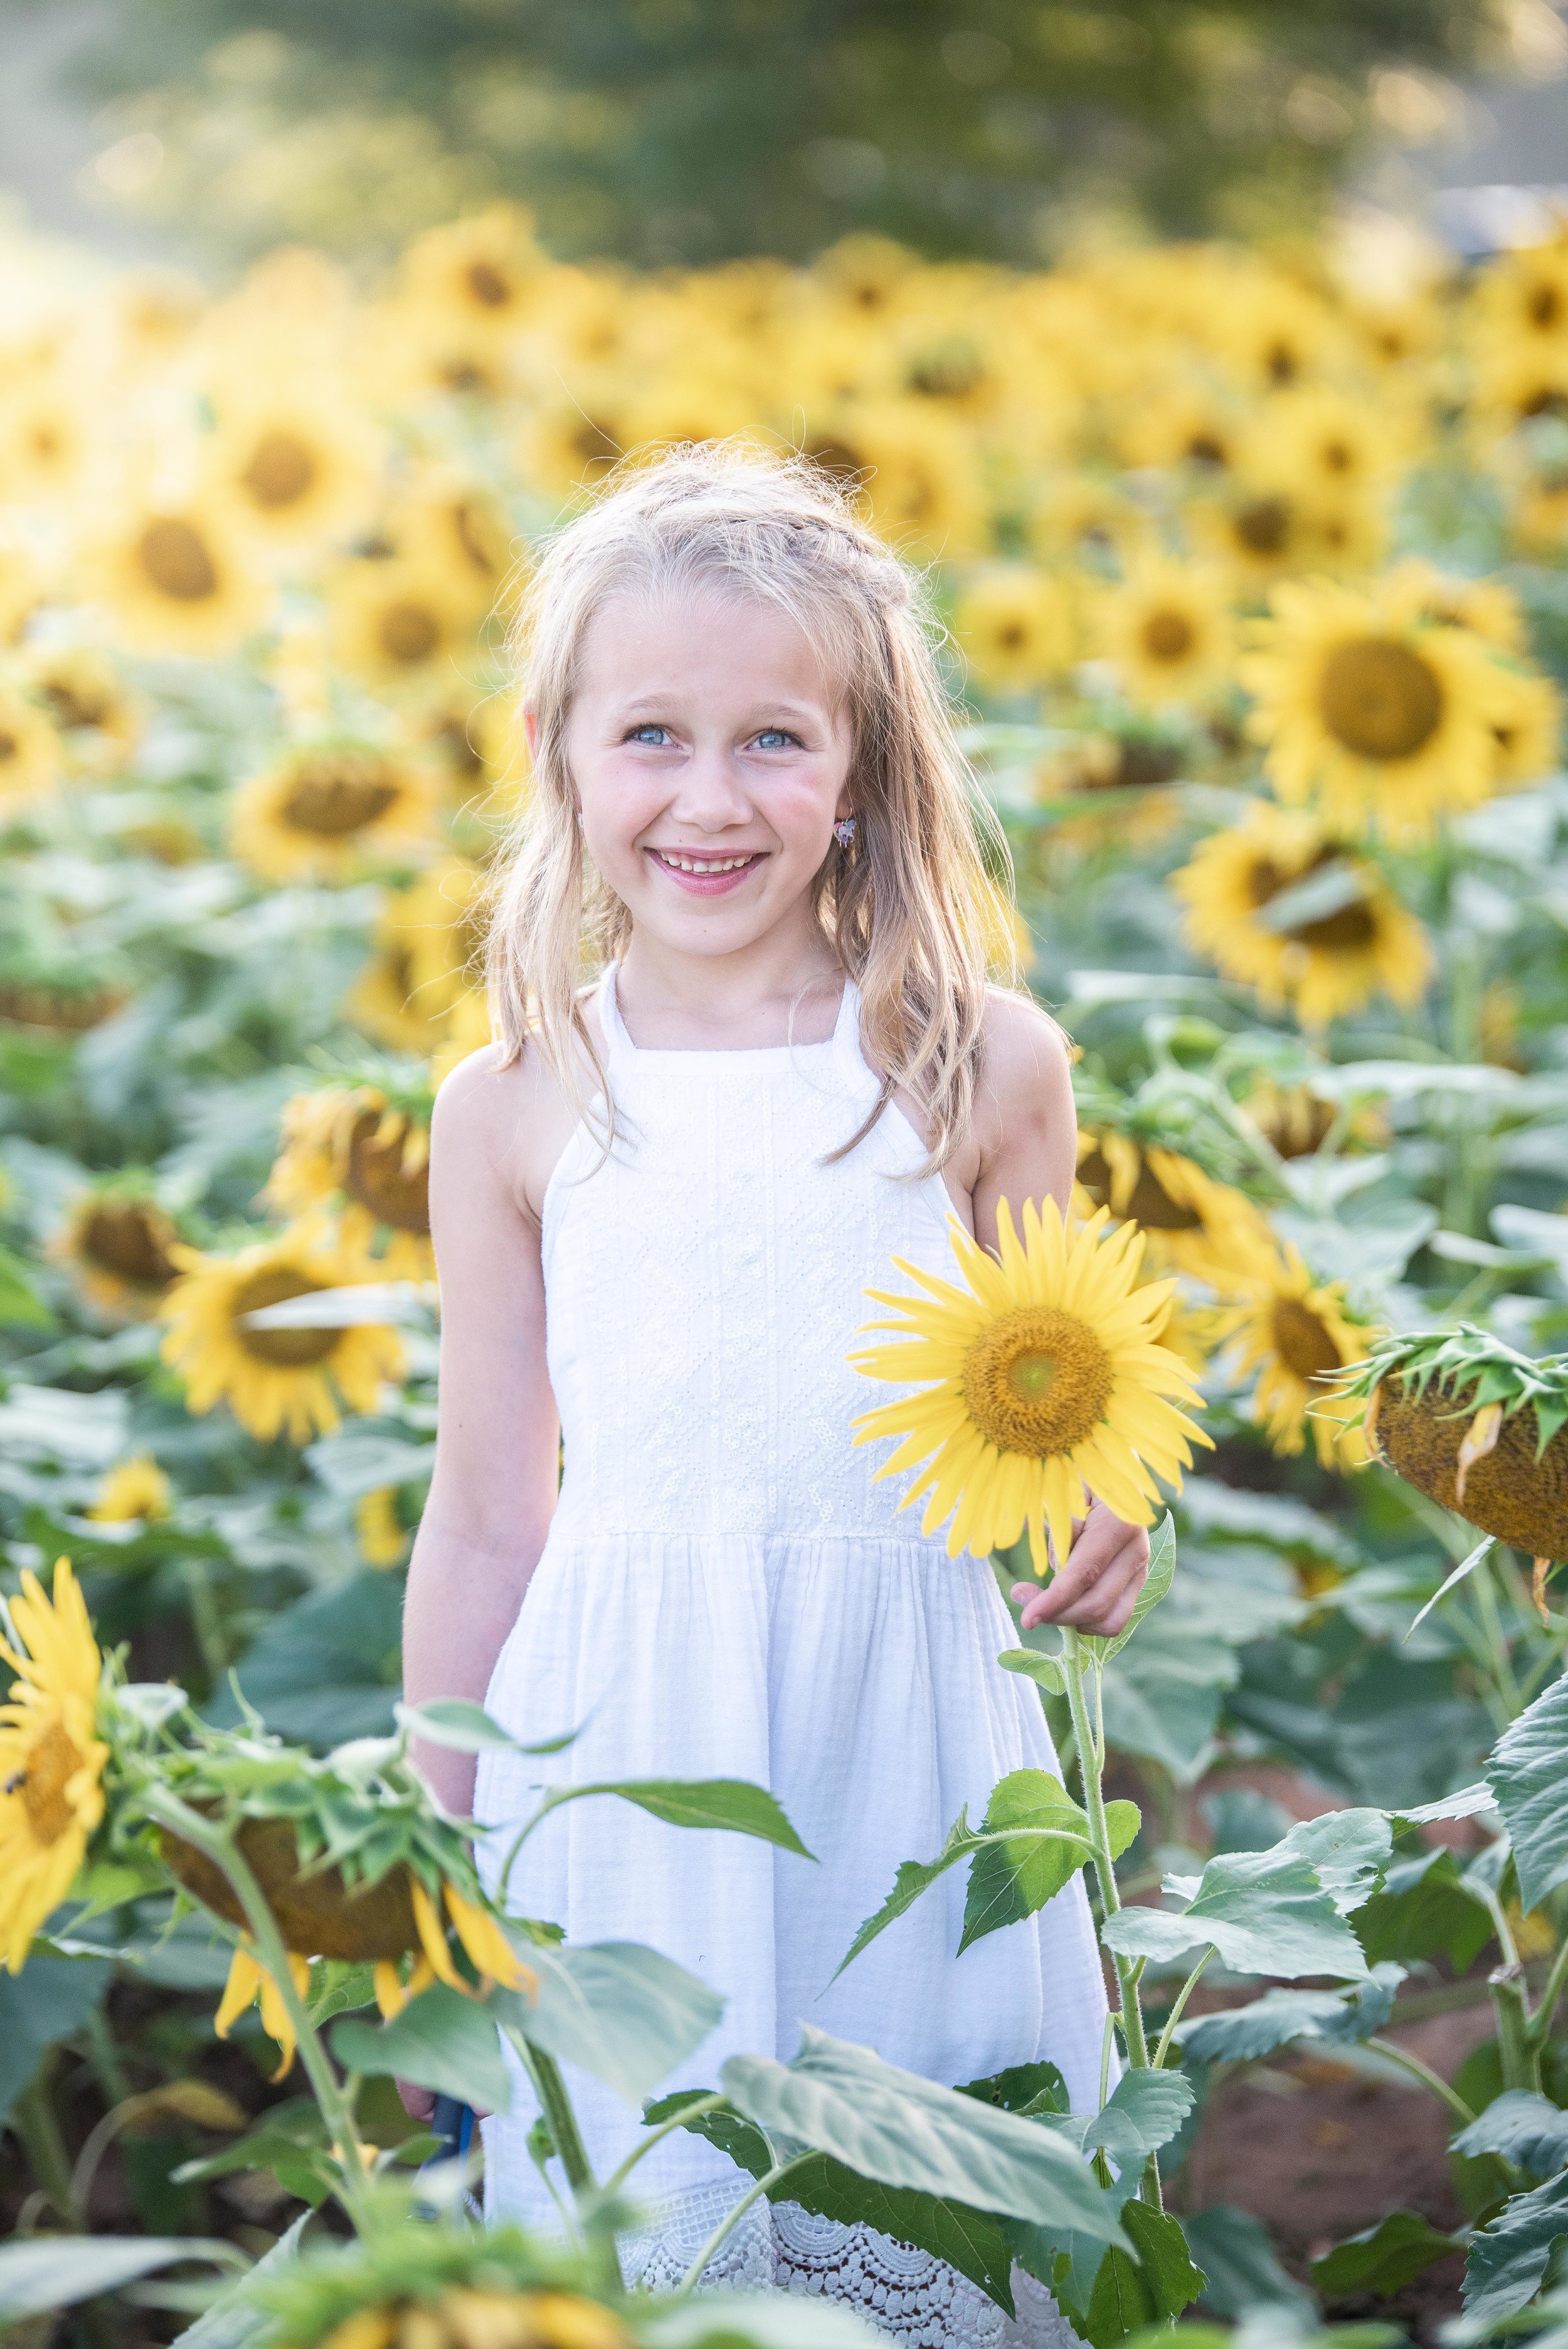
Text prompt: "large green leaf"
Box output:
[[209, 1572, 404, 1747], [1464, 2173, 1568, 2323], [1486, 1673, 1568, 1915], [1055, 2202, 1207, 2349], [0, 1954, 113, 2123], [1179, 2205, 1315, 2318], [1173, 1967, 1402, 2065], [721, 2028, 1129, 2246], [1101, 1849, 1370, 1981], [173, 2101, 335, 2208], [492, 1939, 723, 2106], [1454, 2092, 1568, 2181], [0, 2239, 239, 2323], [1099, 1631, 1236, 1782], [332, 1983, 513, 2113], [1312, 2213, 1461, 2301], [1355, 1848, 1495, 1972], [1279, 1811, 1392, 1917], [1042, 2069, 1195, 2169], [576, 1778, 813, 1854]]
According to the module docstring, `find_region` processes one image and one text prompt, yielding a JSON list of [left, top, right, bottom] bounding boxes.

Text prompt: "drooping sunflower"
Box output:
[[0, 1557, 109, 1971], [1172, 801, 1433, 1030], [0, 682, 63, 806], [1199, 1228, 1376, 1468], [51, 1182, 184, 1320], [954, 567, 1076, 692], [230, 745, 438, 886], [1241, 576, 1518, 842], [266, 1078, 435, 1279], [1096, 562, 1236, 711], [158, 1226, 408, 1446], [85, 497, 267, 657], [88, 1454, 173, 1525], [850, 1198, 1210, 1577]]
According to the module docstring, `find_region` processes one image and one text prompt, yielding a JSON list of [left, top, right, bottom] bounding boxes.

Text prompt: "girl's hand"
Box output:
[[397, 2077, 437, 2123], [1011, 1503, 1150, 1638]]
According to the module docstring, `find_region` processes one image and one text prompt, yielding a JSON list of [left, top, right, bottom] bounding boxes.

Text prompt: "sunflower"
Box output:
[[1199, 1229, 1376, 1468], [847, 399, 988, 558], [1030, 477, 1153, 570], [1485, 663, 1563, 788], [396, 206, 544, 345], [1471, 237, 1568, 349], [266, 1080, 434, 1278], [86, 497, 267, 657], [88, 1454, 173, 1525], [158, 1226, 408, 1446], [1189, 482, 1316, 586], [1096, 563, 1236, 710], [215, 1942, 312, 2081], [1172, 801, 1433, 1029], [51, 1183, 184, 1319], [327, 556, 479, 693], [230, 745, 438, 886], [388, 856, 489, 1015], [1074, 1127, 1263, 1276], [208, 395, 381, 552], [1115, 381, 1242, 474], [0, 540, 42, 643], [850, 1198, 1210, 1577], [1241, 576, 1513, 842], [1381, 559, 1525, 654], [23, 645, 142, 776], [348, 930, 450, 1056], [0, 682, 63, 807], [0, 1557, 109, 1971], [1239, 386, 1402, 502], [514, 387, 630, 501], [954, 568, 1076, 692]]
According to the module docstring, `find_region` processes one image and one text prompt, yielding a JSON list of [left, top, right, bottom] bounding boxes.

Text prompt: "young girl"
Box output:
[[403, 446, 1151, 2343]]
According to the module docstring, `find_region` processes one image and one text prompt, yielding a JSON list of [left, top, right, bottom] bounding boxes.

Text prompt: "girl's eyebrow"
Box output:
[[608, 694, 830, 728]]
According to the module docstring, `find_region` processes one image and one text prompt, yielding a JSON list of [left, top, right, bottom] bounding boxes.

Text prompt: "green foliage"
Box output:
[[1487, 1672, 1568, 1913], [1311, 2213, 1462, 2300]]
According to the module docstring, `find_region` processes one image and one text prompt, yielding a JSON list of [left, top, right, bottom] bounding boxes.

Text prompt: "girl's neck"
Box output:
[[615, 927, 845, 1051]]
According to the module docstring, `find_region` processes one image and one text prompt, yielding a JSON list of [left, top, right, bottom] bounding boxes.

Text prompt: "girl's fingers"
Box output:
[[1010, 1505, 1151, 1632]]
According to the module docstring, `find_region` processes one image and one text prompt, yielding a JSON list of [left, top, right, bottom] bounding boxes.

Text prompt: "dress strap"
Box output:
[[829, 972, 881, 1103], [596, 962, 635, 1080]]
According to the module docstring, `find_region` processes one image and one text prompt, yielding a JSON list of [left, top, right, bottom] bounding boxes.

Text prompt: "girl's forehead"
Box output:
[[575, 586, 845, 706]]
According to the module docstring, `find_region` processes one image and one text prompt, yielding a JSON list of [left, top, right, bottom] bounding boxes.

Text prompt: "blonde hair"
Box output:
[[486, 440, 1017, 1170]]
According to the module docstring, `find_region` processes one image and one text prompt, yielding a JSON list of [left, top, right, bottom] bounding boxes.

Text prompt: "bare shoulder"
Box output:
[[977, 988, 1073, 1113], [430, 1005, 599, 1221]]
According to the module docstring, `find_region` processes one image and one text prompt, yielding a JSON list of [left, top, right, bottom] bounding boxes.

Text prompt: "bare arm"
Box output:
[[403, 1044, 561, 1816], [970, 994, 1151, 1640]]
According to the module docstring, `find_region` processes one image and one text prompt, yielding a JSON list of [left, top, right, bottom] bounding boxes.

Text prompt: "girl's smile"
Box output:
[[644, 845, 770, 893]]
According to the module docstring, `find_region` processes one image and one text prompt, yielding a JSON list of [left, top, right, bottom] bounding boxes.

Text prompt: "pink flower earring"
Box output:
[[834, 815, 858, 849]]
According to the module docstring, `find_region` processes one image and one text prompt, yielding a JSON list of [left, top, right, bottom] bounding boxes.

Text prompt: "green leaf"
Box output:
[[169, 2216, 311, 2349], [0, 1241, 55, 1329], [997, 1648, 1064, 1696], [173, 2106, 336, 2210], [1355, 1848, 1495, 1973], [652, 2091, 1017, 2313], [1174, 1968, 1402, 2065], [1039, 2071, 1197, 2170], [208, 1572, 403, 1748], [398, 1699, 577, 1756], [0, 1954, 113, 2124], [1454, 2092, 1568, 2180], [332, 1983, 513, 2113], [1101, 1849, 1371, 1982], [1096, 1511, 1177, 1665], [960, 1771, 1129, 1954], [721, 2028, 1130, 2246], [1487, 1673, 1568, 1915], [1180, 2205, 1315, 2318], [569, 1778, 813, 1857], [1057, 2203, 1207, 2349], [1279, 1810, 1393, 1917], [1406, 1539, 1495, 1641], [956, 2060, 1070, 2116], [1313, 2213, 1461, 2300], [1464, 2172, 1568, 2322], [0, 2239, 238, 2323], [492, 1939, 723, 2106], [1099, 1632, 1235, 1783], [835, 1813, 979, 1977]]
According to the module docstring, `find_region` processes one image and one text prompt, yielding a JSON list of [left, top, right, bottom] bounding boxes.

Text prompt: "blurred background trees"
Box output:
[[1, 0, 1564, 270]]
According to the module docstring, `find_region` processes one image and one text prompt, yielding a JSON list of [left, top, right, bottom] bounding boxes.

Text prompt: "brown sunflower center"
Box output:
[[466, 259, 512, 307], [1271, 1296, 1342, 1382], [1528, 284, 1562, 331], [232, 1267, 339, 1366], [961, 1307, 1115, 1456], [240, 430, 318, 510], [82, 1201, 179, 1286], [16, 1719, 85, 1845], [996, 622, 1027, 652], [1142, 609, 1194, 662], [0, 731, 18, 764], [1319, 637, 1443, 761], [1185, 432, 1227, 467], [137, 519, 219, 603], [282, 755, 401, 839], [1234, 496, 1291, 556], [378, 601, 441, 666], [41, 677, 112, 731], [1077, 1143, 1202, 1231], [346, 1113, 432, 1231]]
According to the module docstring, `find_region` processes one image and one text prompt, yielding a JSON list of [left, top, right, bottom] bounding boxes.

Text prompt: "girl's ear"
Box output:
[[522, 700, 540, 758]]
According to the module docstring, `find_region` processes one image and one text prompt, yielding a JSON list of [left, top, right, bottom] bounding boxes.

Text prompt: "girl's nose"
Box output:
[[666, 749, 753, 829]]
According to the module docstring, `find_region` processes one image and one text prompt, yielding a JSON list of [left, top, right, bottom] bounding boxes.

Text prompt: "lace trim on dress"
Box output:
[[619, 2178, 1084, 2349]]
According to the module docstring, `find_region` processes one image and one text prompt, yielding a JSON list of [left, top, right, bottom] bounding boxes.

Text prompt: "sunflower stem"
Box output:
[[1490, 1965, 1545, 2097], [1061, 1630, 1162, 2211], [1528, 1933, 1568, 2050], [12, 2063, 83, 2227], [141, 1784, 374, 2232]]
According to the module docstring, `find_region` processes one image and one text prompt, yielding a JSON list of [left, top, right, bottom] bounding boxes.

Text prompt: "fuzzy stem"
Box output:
[[1061, 1631, 1160, 2210], [603, 2095, 729, 2195], [665, 2156, 812, 2306], [142, 1786, 373, 2230], [1152, 1952, 1213, 2072], [1491, 1965, 1545, 2096]]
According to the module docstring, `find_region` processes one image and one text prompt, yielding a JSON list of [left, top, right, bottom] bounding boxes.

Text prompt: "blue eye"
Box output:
[[754, 728, 797, 750], [627, 724, 670, 746]]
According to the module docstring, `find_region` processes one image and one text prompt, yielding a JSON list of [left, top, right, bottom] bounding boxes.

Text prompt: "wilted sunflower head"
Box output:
[[157, 1225, 408, 1446], [0, 1557, 109, 1972], [851, 1197, 1210, 1576], [230, 745, 438, 886]]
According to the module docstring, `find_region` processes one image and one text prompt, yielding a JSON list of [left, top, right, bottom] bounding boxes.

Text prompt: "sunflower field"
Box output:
[[9, 198, 1568, 2349]]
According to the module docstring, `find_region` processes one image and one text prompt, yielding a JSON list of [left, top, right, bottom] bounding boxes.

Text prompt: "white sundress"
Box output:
[[474, 964, 1108, 2348]]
